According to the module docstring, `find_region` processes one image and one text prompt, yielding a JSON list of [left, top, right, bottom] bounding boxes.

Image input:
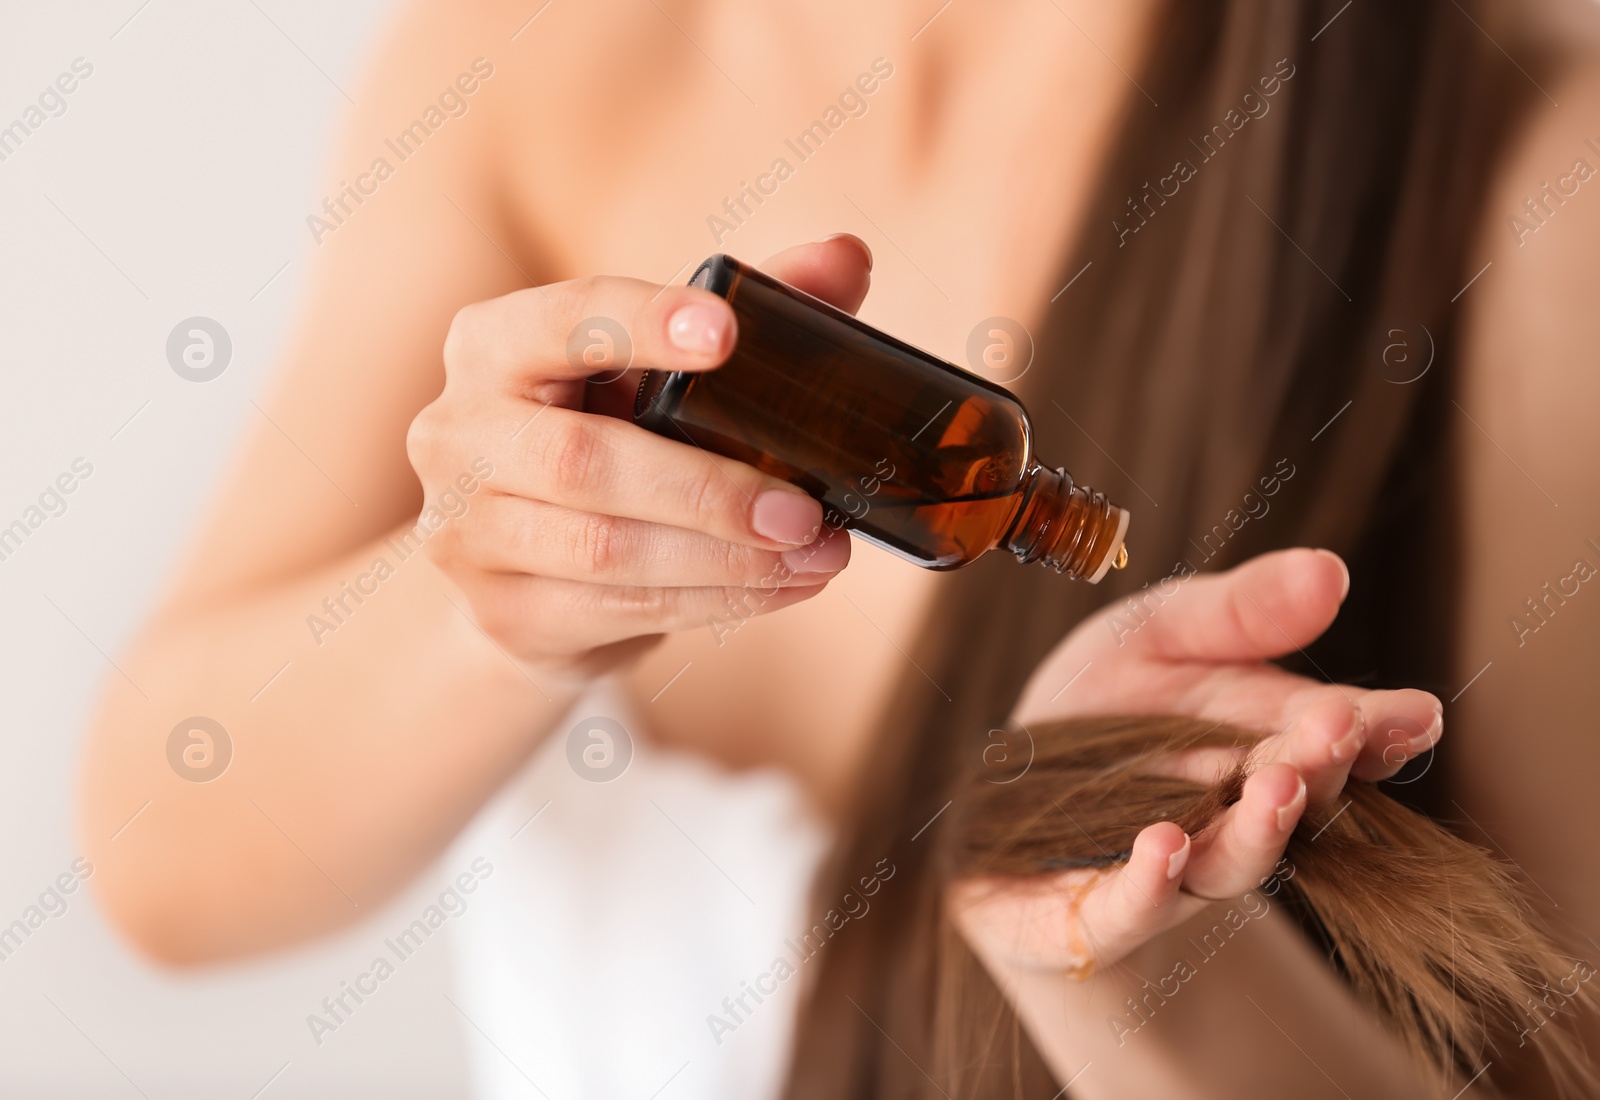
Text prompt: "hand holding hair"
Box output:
[[944, 551, 1593, 1096], [947, 715, 1594, 1097], [950, 552, 1441, 977]]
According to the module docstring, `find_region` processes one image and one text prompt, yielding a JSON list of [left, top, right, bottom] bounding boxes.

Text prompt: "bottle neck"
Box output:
[[1003, 463, 1130, 582]]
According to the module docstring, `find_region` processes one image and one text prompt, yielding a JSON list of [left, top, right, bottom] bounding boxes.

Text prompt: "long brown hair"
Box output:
[[935, 716, 1595, 1097], [784, 0, 1536, 1096]]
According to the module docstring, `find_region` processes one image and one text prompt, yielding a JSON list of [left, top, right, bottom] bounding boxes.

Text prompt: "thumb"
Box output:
[[1128, 548, 1350, 663], [756, 234, 874, 315]]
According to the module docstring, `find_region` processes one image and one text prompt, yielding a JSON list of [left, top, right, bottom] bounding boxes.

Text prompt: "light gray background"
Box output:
[[0, 2, 474, 1095]]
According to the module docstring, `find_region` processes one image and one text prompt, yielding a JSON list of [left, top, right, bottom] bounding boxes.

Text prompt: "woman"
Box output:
[[80, 0, 1600, 1096]]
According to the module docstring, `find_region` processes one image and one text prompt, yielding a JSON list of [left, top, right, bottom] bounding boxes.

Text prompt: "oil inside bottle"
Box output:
[[634, 255, 1130, 581]]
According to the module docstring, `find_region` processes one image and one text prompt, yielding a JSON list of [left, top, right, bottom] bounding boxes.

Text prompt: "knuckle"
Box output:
[[470, 589, 517, 642], [542, 417, 604, 498], [562, 275, 612, 323], [1225, 588, 1264, 650], [714, 538, 755, 584], [572, 512, 630, 576], [678, 462, 737, 533], [724, 541, 777, 587], [442, 301, 490, 373], [475, 576, 551, 652], [596, 582, 675, 621], [426, 522, 468, 572], [404, 404, 440, 473]]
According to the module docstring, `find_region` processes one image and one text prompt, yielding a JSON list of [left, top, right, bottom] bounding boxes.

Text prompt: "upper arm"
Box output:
[[1452, 57, 1600, 1056], [164, 0, 534, 612]]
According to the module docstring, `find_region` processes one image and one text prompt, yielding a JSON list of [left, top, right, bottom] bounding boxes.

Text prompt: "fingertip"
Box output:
[[1297, 693, 1363, 767], [1275, 548, 1347, 613], [752, 578, 836, 619], [1248, 761, 1303, 800], [758, 237, 873, 314], [1137, 820, 1190, 856], [1244, 763, 1306, 833], [824, 232, 873, 271], [1230, 548, 1344, 646], [780, 524, 852, 577], [1351, 689, 1443, 779], [1130, 822, 1190, 889], [659, 288, 738, 367], [1279, 775, 1308, 832], [1313, 549, 1351, 603], [1164, 830, 1192, 882], [750, 487, 825, 546], [783, 580, 833, 602]]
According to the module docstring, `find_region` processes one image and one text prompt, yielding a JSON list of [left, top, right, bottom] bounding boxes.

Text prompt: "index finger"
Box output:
[[444, 275, 738, 390]]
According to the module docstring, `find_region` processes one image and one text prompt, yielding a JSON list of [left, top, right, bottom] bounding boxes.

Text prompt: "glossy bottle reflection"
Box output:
[[634, 255, 1130, 581]]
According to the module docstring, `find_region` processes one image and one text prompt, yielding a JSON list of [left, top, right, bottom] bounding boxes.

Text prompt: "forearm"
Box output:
[[80, 524, 581, 963], [986, 906, 1458, 1099]]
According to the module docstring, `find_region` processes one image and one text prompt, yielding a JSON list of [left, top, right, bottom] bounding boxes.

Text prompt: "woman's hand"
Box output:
[[950, 548, 1444, 975], [405, 238, 873, 675]]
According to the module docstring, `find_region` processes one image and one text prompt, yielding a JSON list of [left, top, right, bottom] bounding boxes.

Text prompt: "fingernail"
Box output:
[[752, 490, 822, 546], [1166, 836, 1191, 881], [1330, 711, 1364, 763], [1314, 549, 1350, 602], [782, 529, 849, 576], [1407, 712, 1443, 754], [1277, 776, 1307, 831], [667, 302, 731, 356], [825, 232, 873, 270]]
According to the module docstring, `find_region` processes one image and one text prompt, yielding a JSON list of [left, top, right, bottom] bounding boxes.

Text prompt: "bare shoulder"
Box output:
[[1448, 59, 1600, 1029], [343, 0, 689, 148], [351, 0, 526, 107], [1461, 59, 1600, 477], [1453, 56, 1600, 676]]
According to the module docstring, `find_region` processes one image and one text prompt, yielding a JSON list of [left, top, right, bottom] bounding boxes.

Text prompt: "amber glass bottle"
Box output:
[[634, 254, 1130, 582]]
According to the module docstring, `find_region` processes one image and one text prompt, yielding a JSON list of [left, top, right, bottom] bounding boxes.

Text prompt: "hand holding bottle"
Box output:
[[634, 254, 1129, 578], [404, 238, 873, 673]]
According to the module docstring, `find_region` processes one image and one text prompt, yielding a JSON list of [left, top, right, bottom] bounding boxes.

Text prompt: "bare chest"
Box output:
[[494, 0, 1155, 806]]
